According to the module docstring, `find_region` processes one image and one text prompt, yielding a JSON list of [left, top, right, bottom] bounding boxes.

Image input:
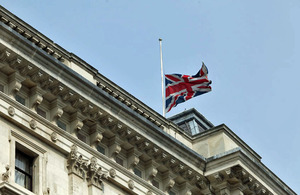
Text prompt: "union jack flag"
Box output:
[[165, 63, 212, 112]]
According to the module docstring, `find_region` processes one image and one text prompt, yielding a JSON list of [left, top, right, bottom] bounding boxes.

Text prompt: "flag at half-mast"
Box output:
[[165, 62, 212, 112]]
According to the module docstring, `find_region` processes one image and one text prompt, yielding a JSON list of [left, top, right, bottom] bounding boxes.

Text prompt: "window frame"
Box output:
[[96, 144, 106, 155], [133, 167, 142, 178], [15, 149, 34, 191], [10, 130, 47, 194], [36, 106, 47, 119], [15, 93, 26, 106]]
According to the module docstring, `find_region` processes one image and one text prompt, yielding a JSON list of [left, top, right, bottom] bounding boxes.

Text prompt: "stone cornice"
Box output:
[[2, 94, 205, 194], [0, 6, 65, 61], [0, 46, 206, 194], [0, 93, 177, 195], [205, 148, 296, 195]]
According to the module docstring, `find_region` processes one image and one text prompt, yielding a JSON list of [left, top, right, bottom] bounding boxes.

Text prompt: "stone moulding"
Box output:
[[29, 119, 37, 129], [109, 168, 116, 178], [50, 132, 58, 142], [7, 106, 15, 116], [128, 179, 134, 190]]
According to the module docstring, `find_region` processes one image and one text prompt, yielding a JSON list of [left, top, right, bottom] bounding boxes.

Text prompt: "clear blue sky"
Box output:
[[2, 1, 299, 193]]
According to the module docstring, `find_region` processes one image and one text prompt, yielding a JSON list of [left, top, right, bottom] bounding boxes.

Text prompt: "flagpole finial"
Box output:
[[159, 38, 162, 41]]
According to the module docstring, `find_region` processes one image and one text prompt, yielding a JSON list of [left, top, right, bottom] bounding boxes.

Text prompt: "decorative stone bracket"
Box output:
[[70, 112, 85, 135], [50, 99, 64, 122], [2, 165, 10, 182], [8, 72, 23, 97], [67, 145, 112, 190], [146, 164, 158, 181], [29, 86, 45, 109], [89, 124, 104, 149], [109, 142, 122, 159], [0, 49, 11, 63], [86, 157, 108, 189], [67, 145, 88, 179]]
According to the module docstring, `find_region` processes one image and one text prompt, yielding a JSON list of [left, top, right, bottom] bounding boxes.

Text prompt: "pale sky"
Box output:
[[1, 1, 299, 193]]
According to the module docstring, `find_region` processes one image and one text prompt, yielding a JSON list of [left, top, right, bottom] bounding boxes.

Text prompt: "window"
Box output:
[[115, 156, 124, 166], [15, 94, 26, 106], [12, 134, 46, 194], [15, 149, 33, 191], [96, 145, 105, 155], [56, 119, 66, 130], [36, 107, 46, 118], [152, 180, 159, 189], [133, 167, 142, 178], [77, 133, 87, 143]]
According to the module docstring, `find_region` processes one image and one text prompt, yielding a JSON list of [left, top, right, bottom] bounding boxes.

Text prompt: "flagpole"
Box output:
[[159, 38, 166, 117]]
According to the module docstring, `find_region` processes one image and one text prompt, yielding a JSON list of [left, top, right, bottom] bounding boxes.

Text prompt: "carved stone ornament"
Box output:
[[109, 168, 116, 178], [150, 168, 158, 178], [11, 81, 22, 94], [50, 132, 58, 142], [165, 179, 175, 191], [94, 133, 103, 143], [2, 165, 10, 182], [128, 179, 134, 190], [66, 144, 88, 179], [130, 156, 140, 167], [32, 94, 43, 107], [7, 106, 15, 116], [56, 108, 64, 118], [74, 120, 83, 131], [29, 119, 37, 129], [91, 133, 103, 146], [86, 156, 108, 189]]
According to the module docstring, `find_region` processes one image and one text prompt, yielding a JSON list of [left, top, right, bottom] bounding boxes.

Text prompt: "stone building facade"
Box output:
[[0, 6, 296, 195]]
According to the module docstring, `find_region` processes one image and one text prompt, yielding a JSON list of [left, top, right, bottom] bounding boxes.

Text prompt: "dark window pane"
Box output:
[[77, 133, 86, 143], [16, 151, 32, 174], [36, 107, 46, 118], [57, 120, 66, 130], [15, 94, 25, 105], [115, 157, 123, 166], [96, 145, 105, 155], [152, 180, 159, 189], [15, 150, 33, 191], [133, 168, 142, 178]]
